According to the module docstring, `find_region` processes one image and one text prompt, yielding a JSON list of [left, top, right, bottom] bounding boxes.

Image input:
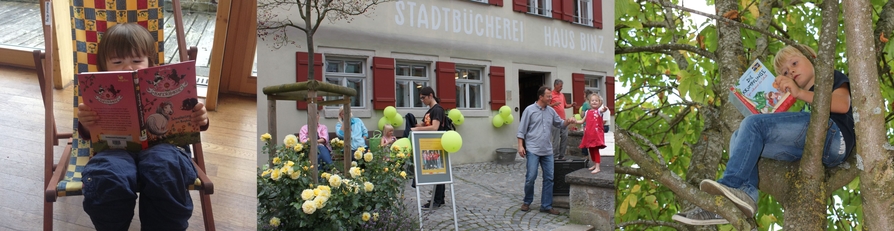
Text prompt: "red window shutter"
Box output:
[[436, 62, 457, 109], [489, 0, 503, 6], [512, 0, 527, 12], [489, 66, 505, 110], [372, 57, 395, 110], [593, 0, 602, 29], [552, 0, 563, 19], [572, 73, 586, 115], [605, 76, 615, 115], [563, 0, 575, 22], [295, 52, 324, 110]]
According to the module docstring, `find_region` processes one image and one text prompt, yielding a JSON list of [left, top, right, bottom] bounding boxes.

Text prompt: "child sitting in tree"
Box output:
[[76, 23, 210, 230], [672, 44, 855, 225], [570, 93, 608, 174]]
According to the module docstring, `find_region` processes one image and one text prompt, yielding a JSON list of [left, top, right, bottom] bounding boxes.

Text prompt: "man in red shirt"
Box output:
[[549, 79, 575, 160]]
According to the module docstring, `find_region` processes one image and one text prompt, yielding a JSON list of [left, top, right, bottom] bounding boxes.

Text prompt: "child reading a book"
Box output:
[[673, 44, 855, 225], [380, 124, 397, 148], [76, 23, 210, 230], [570, 93, 608, 174]]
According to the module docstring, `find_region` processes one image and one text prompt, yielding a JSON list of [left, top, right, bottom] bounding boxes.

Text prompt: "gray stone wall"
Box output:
[[566, 168, 615, 231]]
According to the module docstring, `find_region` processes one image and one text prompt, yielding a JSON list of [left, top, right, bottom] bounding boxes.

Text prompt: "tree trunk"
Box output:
[[845, 0, 894, 228]]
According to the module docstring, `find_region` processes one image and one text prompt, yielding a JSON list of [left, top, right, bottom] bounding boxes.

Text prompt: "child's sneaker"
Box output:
[[700, 179, 757, 217], [672, 207, 729, 225]]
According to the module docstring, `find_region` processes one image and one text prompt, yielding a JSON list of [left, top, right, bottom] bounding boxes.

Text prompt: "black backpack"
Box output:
[[442, 115, 456, 131]]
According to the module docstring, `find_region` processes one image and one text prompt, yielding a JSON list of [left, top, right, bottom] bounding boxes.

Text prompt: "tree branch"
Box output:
[[648, 0, 800, 47], [617, 220, 694, 231], [616, 44, 717, 61], [615, 166, 647, 178], [616, 21, 671, 29]]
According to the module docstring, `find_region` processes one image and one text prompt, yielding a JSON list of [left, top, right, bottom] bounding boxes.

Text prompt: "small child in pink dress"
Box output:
[[572, 93, 608, 174], [380, 124, 398, 147]]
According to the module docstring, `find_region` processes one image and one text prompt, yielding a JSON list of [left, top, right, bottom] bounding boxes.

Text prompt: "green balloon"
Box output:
[[504, 114, 514, 125], [384, 106, 397, 118], [492, 115, 504, 128], [499, 106, 511, 118], [574, 114, 582, 121], [440, 131, 463, 153], [378, 117, 389, 130], [390, 112, 403, 127], [453, 114, 464, 125], [448, 109, 462, 121], [393, 138, 412, 150]]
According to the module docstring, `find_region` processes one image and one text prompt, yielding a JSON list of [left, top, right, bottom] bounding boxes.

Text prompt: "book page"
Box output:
[[77, 71, 146, 152], [137, 61, 201, 147]]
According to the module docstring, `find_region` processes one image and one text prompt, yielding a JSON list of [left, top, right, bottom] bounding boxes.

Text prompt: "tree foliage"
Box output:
[[614, 0, 894, 230]]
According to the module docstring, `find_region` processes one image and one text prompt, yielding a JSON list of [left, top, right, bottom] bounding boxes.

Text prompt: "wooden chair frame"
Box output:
[[35, 0, 215, 229]]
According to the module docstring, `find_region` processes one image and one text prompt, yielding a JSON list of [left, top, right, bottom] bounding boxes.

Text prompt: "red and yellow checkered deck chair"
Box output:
[[34, 0, 215, 230]]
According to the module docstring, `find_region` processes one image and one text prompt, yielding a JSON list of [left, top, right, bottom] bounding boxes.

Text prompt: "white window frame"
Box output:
[[469, 0, 488, 3], [324, 58, 367, 109], [584, 75, 603, 102], [528, 0, 552, 17], [574, 0, 594, 26], [395, 62, 431, 109], [455, 66, 485, 109]]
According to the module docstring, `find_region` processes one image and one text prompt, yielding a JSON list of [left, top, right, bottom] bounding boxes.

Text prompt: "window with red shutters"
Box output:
[[593, 0, 602, 29], [489, 66, 505, 110], [552, 0, 563, 19], [562, 0, 575, 22], [371, 57, 395, 110], [605, 76, 615, 115], [435, 62, 457, 109], [296, 52, 323, 110], [571, 73, 586, 115], [489, 0, 503, 6], [512, 0, 527, 12]]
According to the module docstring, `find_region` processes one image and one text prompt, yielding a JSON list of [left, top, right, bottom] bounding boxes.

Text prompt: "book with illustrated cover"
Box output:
[[729, 59, 797, 116], [78, 61, 201, 152]]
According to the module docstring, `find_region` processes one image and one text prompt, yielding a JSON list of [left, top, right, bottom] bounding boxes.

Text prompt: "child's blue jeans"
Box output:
[[82, 144, 197, 231], [717, 112, 847, 203]]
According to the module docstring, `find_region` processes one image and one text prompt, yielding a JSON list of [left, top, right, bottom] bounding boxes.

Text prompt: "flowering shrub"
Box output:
[[258, 133, 416, 230]]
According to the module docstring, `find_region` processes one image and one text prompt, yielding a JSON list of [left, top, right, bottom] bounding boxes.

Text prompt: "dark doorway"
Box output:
[[517, 71, 547, 122]]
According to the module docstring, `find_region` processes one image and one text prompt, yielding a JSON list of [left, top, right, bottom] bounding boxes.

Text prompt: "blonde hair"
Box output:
[[97, 23, 158, 71], [383, 124, 394, 132], [773, 44, 816, 73], [588, 93, 603, 102]]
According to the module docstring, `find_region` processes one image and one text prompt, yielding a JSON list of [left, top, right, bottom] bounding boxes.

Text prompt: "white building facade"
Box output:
[[257, 0, 614, 165]]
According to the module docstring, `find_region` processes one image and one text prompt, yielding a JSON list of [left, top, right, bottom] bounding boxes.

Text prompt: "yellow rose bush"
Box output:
[[258, 134, 417, 230]]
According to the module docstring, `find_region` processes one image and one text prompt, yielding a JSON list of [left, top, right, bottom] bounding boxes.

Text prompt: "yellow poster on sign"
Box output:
[[419, 138, 446, 175]]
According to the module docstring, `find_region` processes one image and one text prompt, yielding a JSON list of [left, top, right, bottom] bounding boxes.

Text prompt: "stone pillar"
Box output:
[[566, 130, 585, 159], [566, 167, 614, 230]]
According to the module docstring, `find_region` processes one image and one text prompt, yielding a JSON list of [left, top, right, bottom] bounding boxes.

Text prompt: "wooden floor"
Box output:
[[0, 0, 217, 68], [0, 65, 257, 230]]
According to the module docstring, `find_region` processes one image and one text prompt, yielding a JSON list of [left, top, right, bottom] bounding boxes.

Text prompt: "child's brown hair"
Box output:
[[773, 44, 816, 73], [97, 23, 157, 71]]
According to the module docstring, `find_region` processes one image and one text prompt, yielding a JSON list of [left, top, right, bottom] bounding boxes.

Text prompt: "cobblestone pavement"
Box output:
[[402, 158, 570, 231]]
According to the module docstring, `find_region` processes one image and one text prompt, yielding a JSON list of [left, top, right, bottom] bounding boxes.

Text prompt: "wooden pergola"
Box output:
[[262, 80, 357, 183]]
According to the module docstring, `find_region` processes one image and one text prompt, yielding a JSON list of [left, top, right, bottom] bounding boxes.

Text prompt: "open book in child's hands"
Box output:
[[728, 59, 796, 117], [78, 61, 201, 153]]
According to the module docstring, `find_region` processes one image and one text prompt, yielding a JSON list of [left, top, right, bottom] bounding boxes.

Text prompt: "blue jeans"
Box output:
[[523, 152, 555, 210], [82, 144, 198, 231], [717, 112, 847, 203], [317, 144, 332, 170]]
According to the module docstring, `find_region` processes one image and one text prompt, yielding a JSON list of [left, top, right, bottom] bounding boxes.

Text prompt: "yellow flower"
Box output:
[[310, 184, 314, 188], [400, 171, 407, 178], [289, 171, 300, 180], [354, 150, 363, 160], [286, 161, 295, 167], [318, 188, 331, 198], [271, 170, 282, 181], [349, 167, 362, 178], [261, 133, 272, 142], [261, 169, 272, 177], [331, 138, 340, 143], [384, 167, 389, 172], [313, 188, 321, 196], [269, 217, 280, 227], [302, 200, 316, 214], [351, 161, 358, 167], [300, 189, 315, 201], [372, 212, 379, 221], [364, 182, 374, 192], [358, 147, 366, 153], [284, 134, 298, 148], [397, 153, 405, 159], [286, 165, 295, 175], [391, 145, 400, 152], [272, 157, 281, 165], [294, 143, 304, 152], [317, 185, 331, 192], [313, 196, 326, 209], [280, 166, 289, 175], [362, 212, 371, 222], [321, 172, 331, 180], [329, 174, 342, 188], [303, 166, 309, 171], [363, 152, 373, 162]]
